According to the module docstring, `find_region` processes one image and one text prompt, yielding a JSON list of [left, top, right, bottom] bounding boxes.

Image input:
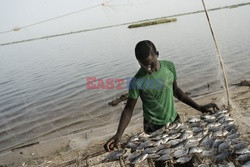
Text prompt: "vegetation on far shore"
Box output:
[[128, 18, 177, 29]]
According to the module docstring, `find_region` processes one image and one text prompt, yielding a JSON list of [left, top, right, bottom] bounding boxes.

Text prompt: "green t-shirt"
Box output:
[[128, 60, 177, 125]]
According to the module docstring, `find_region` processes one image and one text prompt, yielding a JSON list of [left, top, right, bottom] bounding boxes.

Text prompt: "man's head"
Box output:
[[135, 40, 159, 74]]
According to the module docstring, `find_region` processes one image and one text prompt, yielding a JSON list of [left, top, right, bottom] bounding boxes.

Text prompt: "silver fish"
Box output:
[[189, 147, 203, 153], [200, 137, 216, 148], [235, 148, 250, 155], [213, 129, 228, 137], [174, 148, 189, 158], [125, 142, 138, 149], [169, 132, 182, 139], [185, 139, 199, 148], [147, 153, 161, 159], [137, 140, 155, 149], [192, 127, 203, 133], [157, 153, 172, 161], [202, 150, 215, 157], [167, 138, 186, 147], [224, 124, 237, 132], [232, 142, 247, 151], [208, 126, 221, 132], [212, 139, 224, 149], [179, 130, 193, 139], [236, 153, 250, 162], [207, 122, 221, 128], [201, 115, 216, 120], [143, 147, 160, 154], [188, 117, 201, 123], [214, 152, 230, 163], [226, 133, 240, 140], [126, 150, 142, 161], [218, 142, 231, 153], [190, 122, 202, 128], [130, 153, 148, 164], [157, 148, 173, 155], [198, 164, 209, 167], [105, 149, 126, 161], [176, 154, 192, 164]]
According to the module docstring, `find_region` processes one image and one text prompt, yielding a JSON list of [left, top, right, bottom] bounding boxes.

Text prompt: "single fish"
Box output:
[[236, 153, 250, 162], [176, 154, 192, 164], [179, 130, 193, 139], [126, 150, 142, 161], [190, 122, 202, 128], [167, 138, 186, 147], [125, 142, 138, 149], [130, 153, 148, 164], [226, 133, 240, 140], [188, 117, 201, 123], [212, 139, 224, 149], [157, 148, 173, 155], [189, 147, 203, 153], [174, 148, 189, 158], [192, 127, 203, 133], [232, 142, 247, 151], [207, 122, 221, 128], [218, 142, 231, 153], [157, 153, 172, 161], [224, 124, 237, 132], [137, 140, 155, 149], [201, 115, 216, 120], [213, 129, 228, 137], [105, 149, 126, 161], [169, 132, 182, 139], [202, 150, 215, 157], [208, 126, 221, 132], [146, 153, 160, 159], [143, 147, 160, 154], [200, 137, 216, 148], [235, 148, 250, 155], [185, 139, 199, 148], [214, 152, 230, 163]]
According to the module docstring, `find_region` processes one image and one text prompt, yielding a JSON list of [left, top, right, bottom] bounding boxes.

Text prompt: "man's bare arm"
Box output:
[[104, 97, 137, 152], [173, 80, 219, 113]]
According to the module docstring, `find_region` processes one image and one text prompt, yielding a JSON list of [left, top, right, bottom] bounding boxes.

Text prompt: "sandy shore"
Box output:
[[0, 86, 249, 167]]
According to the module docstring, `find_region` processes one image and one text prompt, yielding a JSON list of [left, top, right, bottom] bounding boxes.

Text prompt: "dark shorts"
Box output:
[[144, 115, 180, 134]]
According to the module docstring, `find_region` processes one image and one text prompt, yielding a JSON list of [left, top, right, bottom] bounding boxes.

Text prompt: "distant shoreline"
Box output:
[[1, 2, 250, 46]]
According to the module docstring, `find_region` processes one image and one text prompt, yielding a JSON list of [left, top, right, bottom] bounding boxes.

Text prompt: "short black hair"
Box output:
[[135, 40, 157, 60]]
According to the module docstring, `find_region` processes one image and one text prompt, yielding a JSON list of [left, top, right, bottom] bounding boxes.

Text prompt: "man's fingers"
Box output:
[[104, 139, 115, 152]]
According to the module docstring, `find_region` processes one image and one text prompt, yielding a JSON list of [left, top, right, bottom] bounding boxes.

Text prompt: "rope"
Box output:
[[201, 0, 231, 109], [0, 0, 114, 34]]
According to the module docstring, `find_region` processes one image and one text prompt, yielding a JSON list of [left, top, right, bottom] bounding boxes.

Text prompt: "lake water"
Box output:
[[0, 5, 249, 154]]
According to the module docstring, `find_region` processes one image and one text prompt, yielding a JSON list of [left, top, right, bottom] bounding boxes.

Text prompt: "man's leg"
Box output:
[[144, 119, 166, 167]]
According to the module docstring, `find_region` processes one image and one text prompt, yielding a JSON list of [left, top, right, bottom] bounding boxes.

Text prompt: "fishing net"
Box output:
[[0, 0, 249, 166]]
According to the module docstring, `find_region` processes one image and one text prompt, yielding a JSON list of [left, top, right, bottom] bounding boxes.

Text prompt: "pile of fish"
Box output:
[[104, 110, 250, 166]]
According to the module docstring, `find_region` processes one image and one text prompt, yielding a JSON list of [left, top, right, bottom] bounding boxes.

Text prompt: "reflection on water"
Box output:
[[0, 6, 249, 154]]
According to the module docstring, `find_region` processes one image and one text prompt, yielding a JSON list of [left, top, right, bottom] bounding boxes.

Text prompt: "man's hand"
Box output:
[[199, 103, 220, 113], [104, 133, 121, 152]]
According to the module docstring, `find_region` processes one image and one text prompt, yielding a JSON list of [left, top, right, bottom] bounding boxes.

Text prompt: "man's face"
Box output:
[[138, 54, 158, 74]]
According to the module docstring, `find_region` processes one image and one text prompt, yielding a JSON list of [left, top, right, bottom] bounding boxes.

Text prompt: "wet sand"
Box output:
[[0, 86, 249, 167]]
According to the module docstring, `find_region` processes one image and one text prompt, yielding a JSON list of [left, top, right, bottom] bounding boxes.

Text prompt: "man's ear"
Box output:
[[156, 51, 159, 57]]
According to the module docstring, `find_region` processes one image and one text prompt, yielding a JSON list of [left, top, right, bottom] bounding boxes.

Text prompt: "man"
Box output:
[[104, 40, 219, 166]]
